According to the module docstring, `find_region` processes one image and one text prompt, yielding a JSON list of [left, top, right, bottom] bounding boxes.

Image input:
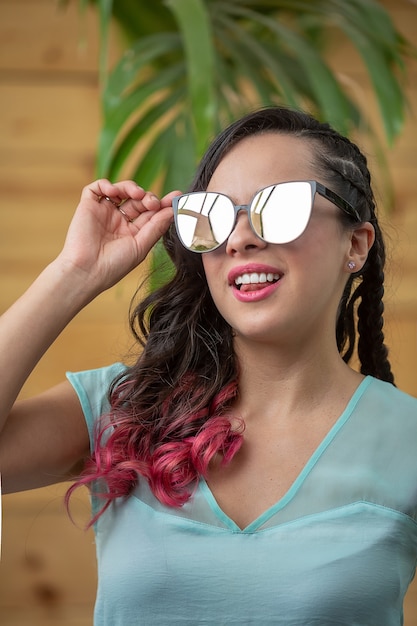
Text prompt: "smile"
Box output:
[[234, 272, 280, 290], [227, 264, 283, 301]]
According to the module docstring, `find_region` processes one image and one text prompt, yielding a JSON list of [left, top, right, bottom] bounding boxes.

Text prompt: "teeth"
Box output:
[[235, 272, 280, 286]]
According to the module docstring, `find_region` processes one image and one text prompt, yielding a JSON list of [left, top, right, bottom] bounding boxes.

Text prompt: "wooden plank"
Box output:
[[0, 606, 94, 626], [0, 0, 117, 73], [0, 84, 100, 160], [384, 314, 417, 396], [0, 487, 96, 618], [405, 582, 417, 626], [0, 161, 96, 196]]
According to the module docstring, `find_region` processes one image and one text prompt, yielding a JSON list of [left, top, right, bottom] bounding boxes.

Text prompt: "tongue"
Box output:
[[240, 283, 267, 292]]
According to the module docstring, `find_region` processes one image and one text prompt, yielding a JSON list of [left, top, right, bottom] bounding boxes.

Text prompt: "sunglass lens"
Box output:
[[251, 182, 313, 244], [176, 192, 235, 251]]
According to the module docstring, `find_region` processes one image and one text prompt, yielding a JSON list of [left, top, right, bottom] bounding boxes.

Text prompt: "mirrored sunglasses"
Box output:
[[172, 180, 361, 253]]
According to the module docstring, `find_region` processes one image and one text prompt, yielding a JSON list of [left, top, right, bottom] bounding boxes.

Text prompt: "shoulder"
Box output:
[[363, 377, 417, 417], [66, 362, 127, 394], [354, 376, 417, 448], [66, 362, 127, 443]]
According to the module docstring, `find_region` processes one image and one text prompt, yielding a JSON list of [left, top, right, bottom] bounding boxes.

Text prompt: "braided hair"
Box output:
[[312, 130, 393, 382]]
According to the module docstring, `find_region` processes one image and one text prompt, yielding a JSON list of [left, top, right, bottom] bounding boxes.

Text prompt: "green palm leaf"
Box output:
[[71, 0, 414, 288], [83, 0, 413, 194], [105, 89, 185, 181], [98, 62, 184, 177], [166, 0, 217, 156]]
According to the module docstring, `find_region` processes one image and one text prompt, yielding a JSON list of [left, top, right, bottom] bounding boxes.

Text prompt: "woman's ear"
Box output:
[[346, 222, 375, 271]]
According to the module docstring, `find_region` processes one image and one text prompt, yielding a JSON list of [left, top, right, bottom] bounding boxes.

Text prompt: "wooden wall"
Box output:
[[0, 0, 416, 624]]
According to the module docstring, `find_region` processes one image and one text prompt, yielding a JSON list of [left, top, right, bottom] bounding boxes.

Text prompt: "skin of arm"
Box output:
[[0, 258, 99, 492], [1, 381, 89, 493], [0, 179, 179, 494]]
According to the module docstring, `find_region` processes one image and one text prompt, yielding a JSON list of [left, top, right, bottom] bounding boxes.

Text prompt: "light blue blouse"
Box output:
[[67, 364, 417, 625]]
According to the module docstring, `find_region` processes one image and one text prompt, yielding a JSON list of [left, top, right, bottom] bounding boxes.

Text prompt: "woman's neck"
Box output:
[[232, 335, 363, 426]]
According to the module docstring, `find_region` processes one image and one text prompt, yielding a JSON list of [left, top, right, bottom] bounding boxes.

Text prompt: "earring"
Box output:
[[347, 260, 356, 271]]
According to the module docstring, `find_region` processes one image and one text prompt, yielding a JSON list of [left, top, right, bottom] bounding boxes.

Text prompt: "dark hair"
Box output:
[[72, 106, 394, 517], [162, 105, 393, 381]]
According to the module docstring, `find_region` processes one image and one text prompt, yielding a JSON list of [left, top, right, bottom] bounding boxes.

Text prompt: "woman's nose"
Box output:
[[225, 210, 267, 255]]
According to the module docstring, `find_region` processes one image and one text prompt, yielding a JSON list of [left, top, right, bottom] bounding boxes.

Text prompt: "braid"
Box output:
[[303, 126, 394, 383], [356, 224, 394, 383]]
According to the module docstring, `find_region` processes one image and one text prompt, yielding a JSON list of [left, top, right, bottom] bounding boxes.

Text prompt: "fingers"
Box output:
[[82, 179, 182, 224], [84, 179, 152, 216], [85, 179, 182, 204], [161, 190, 183, 208], [130, 207, 175, 256], [85, 179, 146, 204]]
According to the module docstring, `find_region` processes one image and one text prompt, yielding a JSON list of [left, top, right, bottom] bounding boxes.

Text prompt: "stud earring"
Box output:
[[347, 260, 356, 271]]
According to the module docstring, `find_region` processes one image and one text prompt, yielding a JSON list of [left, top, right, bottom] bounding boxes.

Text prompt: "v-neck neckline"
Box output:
[[199, 376, 373, 533]]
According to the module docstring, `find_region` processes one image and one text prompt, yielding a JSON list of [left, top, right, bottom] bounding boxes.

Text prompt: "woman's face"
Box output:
[[201, 132, 368, 350]]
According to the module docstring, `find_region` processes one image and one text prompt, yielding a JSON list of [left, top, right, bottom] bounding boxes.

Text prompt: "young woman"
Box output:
[[1, 106, 417, 625]]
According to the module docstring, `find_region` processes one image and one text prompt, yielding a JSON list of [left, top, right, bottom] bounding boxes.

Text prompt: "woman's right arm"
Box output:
[[0, 179, 180, 493]]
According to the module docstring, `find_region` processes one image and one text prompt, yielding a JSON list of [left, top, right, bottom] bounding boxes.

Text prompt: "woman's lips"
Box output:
[[228, 265, 283, 302], [232, 279, 281, 302]]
